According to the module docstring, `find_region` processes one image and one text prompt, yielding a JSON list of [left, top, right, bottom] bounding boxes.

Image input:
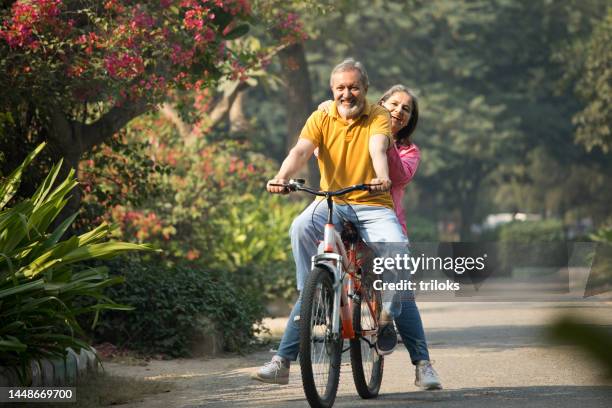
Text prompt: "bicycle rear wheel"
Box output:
[[350, 283, 383, 398], [299, 266, 342, 408]]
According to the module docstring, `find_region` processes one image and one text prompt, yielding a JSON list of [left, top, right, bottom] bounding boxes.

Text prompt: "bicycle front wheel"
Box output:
[[350, 283, 383, 398], [299, 266, 342, 408]]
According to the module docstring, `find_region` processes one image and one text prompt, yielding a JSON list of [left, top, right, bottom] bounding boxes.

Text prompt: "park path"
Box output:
[[105, 301, 612, 408]]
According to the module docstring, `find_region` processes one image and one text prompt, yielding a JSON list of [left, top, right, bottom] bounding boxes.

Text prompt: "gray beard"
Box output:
[[337, 100, 364, 119]]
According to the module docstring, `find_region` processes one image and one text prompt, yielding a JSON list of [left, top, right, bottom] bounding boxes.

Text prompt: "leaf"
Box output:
[[223, 24, 250, 40], [0, 338, 27, 352], [0, 279, 44, 299], [0, 142, 45, 210]]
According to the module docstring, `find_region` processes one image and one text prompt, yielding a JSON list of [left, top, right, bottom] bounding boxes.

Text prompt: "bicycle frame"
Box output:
[[311, 222, 350, 338], [282, 180, 386, 408], [271, 179, 380, 341], [310, 196, 377, 341]]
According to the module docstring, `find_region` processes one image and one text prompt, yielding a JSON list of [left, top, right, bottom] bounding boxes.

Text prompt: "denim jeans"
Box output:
[[277, 296, 430, 364], [276, 200, 430, 364]]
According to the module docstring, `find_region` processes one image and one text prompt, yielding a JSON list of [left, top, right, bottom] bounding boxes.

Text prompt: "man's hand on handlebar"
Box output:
[[266, 177, 289, 194], [369, 178, 392, 192]]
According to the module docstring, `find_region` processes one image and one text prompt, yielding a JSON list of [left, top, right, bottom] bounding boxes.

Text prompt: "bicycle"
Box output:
[[271, 179, 385, 408]]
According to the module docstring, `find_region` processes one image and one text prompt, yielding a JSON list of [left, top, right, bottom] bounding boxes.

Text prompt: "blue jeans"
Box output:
[[277, 296, 430, 364], [276, 200, 430, 364]]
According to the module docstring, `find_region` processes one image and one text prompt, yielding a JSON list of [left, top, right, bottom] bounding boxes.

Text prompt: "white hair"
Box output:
[[329, 58, 369, 89]]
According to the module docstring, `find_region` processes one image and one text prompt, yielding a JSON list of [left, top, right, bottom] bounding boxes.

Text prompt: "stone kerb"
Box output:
[[0, 347, 100, 387]]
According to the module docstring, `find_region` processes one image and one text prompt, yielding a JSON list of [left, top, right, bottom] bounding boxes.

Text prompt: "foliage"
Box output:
[[91, 257, 265, 356], [586, 224, 612, 294], [210, 196, 304, 302], [590, 225, 612, 244], [557, 7, 612, 153], [0, 0, 308, 222], [77, 132, 170, 234], [0, 143, 152, 379], [81, 112, 304, 302], [247, 0, 612, 237], [498, 220, 565, 242], [491, 146, 612, 227], [548, 315, 612, 379], [0, 0, 257, 109], [406, 215, 438, 242]]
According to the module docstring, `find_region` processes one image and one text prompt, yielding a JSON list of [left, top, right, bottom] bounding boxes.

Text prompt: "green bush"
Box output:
[[208, 195, 303, 303], [475, 226, 501, 242], [81, 117, 305, 304], [586, 225, 612, 294], [499, 219, 565, 242], [406, 216, 439, 242], [497, 220, 567, 276], [0, 143, 151, 378], [91, 257, 265, 357]]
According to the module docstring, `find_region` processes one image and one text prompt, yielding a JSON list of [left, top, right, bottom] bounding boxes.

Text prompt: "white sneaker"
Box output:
[[251, 355, 290, 385], [415, 360, 442, 390]]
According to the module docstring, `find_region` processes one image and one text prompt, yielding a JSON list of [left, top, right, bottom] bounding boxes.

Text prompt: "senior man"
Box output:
[[252, 58, 441, 390]]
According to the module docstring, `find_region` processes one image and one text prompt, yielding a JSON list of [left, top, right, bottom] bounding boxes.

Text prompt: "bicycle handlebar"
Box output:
[[269, 179, 376, 197]]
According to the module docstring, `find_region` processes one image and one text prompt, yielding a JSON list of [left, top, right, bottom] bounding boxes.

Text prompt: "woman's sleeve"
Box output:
[[388, 144, 421, 187]]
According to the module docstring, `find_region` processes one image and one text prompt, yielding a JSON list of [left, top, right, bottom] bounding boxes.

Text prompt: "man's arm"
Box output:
[[267, 138, 317, 193], [369, 134, 392, 192]]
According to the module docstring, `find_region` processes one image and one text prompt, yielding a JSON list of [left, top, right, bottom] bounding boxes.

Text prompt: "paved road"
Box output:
[[108, 301, 612, 408]]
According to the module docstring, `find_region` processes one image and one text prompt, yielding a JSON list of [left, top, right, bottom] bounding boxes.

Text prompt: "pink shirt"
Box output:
[[388, 143, 420, 235]]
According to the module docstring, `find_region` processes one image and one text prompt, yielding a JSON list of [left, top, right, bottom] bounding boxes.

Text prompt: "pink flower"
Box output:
[[104, 52, 145, 79]]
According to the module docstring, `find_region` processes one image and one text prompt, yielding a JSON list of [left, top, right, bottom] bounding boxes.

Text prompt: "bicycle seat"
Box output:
[[341, 220, 360, 244]]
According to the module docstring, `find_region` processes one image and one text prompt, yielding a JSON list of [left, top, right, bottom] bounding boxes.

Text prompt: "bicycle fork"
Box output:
[[311, 223, 353, 338]]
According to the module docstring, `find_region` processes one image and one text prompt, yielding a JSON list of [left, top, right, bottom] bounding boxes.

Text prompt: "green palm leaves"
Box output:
[[0, 143, 154, 369]]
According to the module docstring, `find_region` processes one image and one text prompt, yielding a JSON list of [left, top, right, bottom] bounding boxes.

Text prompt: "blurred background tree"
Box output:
[[246, 0, 612, 240]]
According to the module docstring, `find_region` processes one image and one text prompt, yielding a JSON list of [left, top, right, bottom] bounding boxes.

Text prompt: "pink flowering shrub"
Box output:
[[0, 0, 295, 107], [79, 111, 299, 266]]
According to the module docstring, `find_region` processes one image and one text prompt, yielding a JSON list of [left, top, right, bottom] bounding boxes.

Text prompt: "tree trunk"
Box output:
[[278, 42, 319, 183], [47, 109, 85, 229], [229, 87, 251, 136], [459, 199, 475, 242], [458, 173, 483, 241], [47, 102, 149, 232]]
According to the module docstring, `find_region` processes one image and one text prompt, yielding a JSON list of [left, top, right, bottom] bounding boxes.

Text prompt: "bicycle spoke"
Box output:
[[310, 281, 332, 395], [350, 283, 383, 399]]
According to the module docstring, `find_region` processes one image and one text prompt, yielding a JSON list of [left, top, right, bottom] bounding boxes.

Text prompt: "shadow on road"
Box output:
[[424, 324, 612, 350], [200, 385, 612, 408]]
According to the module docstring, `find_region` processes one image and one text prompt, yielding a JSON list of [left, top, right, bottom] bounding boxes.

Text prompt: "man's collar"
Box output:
[[330, 99, 372, 120]]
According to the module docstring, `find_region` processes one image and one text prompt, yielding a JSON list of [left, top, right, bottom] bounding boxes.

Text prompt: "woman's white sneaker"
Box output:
[[415, 360, 442, 390], [251, 355, 290, 385]]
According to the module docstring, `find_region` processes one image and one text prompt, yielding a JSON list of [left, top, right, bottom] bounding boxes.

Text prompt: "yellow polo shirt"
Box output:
[[300, 101, 393, 208]]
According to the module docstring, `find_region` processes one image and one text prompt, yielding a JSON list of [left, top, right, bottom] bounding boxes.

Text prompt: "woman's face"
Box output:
[[382, 91, 412, 136]]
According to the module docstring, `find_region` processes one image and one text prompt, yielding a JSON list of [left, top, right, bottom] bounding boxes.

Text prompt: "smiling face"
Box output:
[[331, 69, 367, 120], [381, 91, 412, 136]]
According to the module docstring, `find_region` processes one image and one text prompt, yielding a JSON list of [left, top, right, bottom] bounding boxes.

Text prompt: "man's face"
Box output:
[[331, 69, 366, 119]]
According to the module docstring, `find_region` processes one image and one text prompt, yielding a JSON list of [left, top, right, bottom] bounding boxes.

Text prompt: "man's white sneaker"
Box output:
[[251, 355, 290, 385], [415, 360, 442, 390]]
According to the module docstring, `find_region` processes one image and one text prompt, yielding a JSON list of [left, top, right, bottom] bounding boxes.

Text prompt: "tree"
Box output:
[[557, 8, 612, 153], [0, 0, 277, 219]]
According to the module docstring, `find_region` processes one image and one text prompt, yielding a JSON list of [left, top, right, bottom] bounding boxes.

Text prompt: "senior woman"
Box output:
[[370, 84, 441, 390]]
